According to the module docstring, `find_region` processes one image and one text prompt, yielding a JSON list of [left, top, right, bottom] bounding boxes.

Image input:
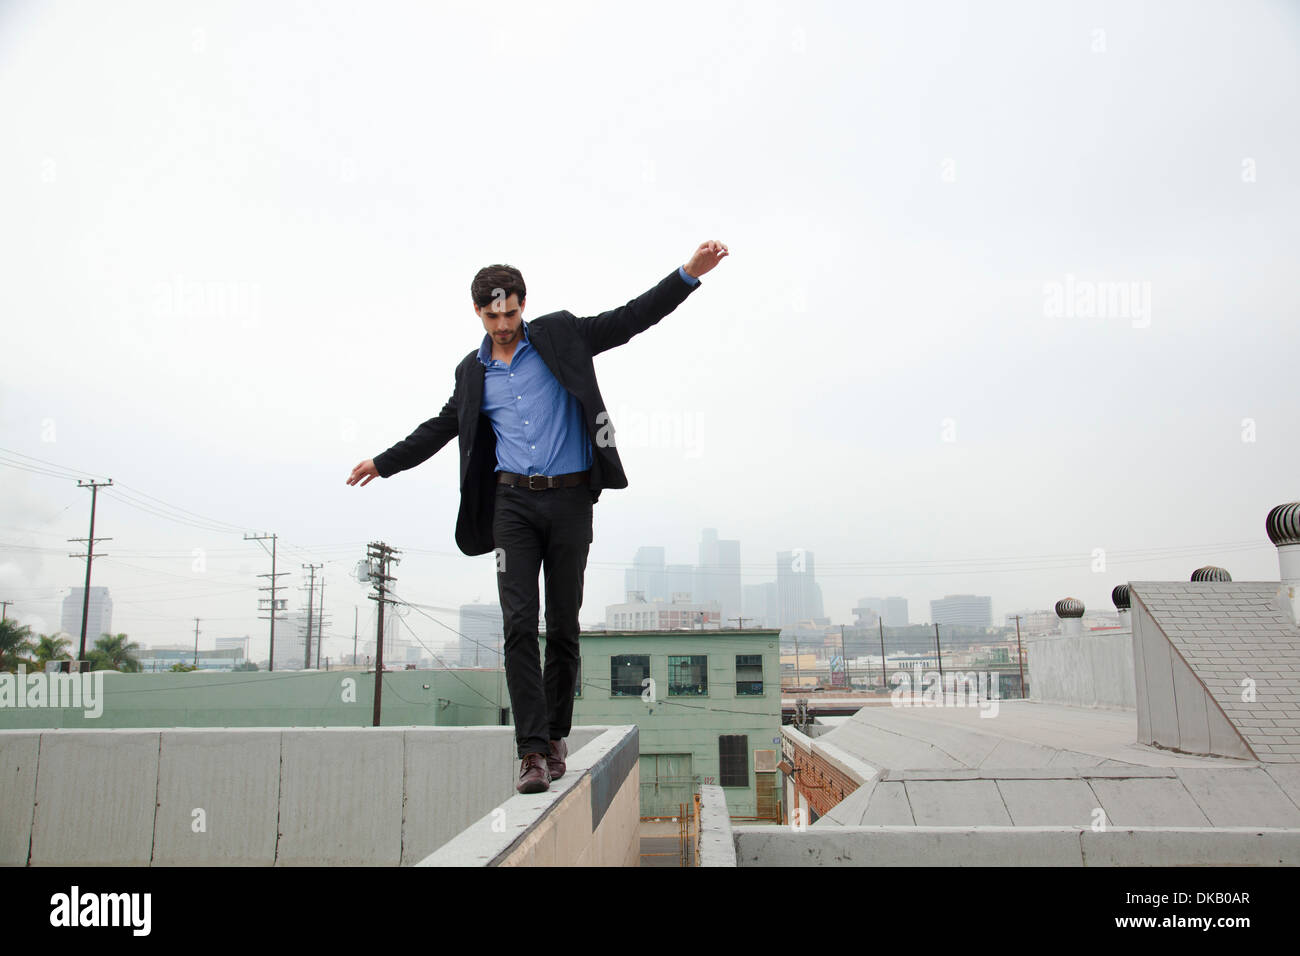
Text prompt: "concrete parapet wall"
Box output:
[[1026, 630, 1136, 710], [698, 785, 737, 867], [0, 725, 608, 866], [418, 725, 640, 867], [730, 825, 1300, 866]]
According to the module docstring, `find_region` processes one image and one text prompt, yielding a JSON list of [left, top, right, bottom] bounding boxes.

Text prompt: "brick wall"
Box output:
[[790, 742, 861, 818]]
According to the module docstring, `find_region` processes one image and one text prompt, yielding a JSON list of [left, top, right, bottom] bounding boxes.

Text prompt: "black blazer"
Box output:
[[373, 267, 702, 556]]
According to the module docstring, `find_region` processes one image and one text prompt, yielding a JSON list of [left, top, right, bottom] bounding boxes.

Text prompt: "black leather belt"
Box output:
[[497, 469, 590, 490]]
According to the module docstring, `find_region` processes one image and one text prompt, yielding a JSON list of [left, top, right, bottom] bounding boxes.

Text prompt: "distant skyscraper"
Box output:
[[930, 595, 992, 628], [60, 587, 112, 649], [776, 550, 824, 628], [697, 528, 741, 626], [855, 596, 909, 627], [458, 602, 504, 667], [883, 597, 909, 626], [272, 609, 309, 670], [624, 547, 668, 603], [743, 582, 778, 628]]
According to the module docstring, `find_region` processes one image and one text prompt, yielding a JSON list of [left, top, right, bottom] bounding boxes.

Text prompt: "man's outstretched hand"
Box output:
[[347, 459, 379, 487], [683, 239, 729, 279]]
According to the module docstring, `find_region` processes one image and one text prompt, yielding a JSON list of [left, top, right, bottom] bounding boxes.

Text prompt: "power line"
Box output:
[[2, 448, 1272, 581], [390, 614, 503, 712]]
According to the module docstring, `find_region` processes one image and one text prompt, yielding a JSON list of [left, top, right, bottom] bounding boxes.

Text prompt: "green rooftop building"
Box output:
[[543, 628, 783, 822]]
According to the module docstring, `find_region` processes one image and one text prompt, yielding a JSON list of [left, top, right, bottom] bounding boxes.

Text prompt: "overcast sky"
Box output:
[[2, 0, 1297, 660]]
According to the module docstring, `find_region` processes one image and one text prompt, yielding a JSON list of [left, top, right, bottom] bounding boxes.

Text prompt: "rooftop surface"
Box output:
[[809, 700, 1300, 829], [814, 699, 1231, 770]]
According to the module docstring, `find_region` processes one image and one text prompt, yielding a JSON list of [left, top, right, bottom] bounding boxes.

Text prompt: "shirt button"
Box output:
[[524, 420, 529, 424], [531, 445, 535, 449], [516, 396, 521, 400]]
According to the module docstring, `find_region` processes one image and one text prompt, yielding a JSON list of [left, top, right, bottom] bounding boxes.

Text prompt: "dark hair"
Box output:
[[471, 264, 526, 310]]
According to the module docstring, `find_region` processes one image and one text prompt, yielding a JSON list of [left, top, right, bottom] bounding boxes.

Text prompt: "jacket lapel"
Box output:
[[527, 319, 568, 389], [464, 356, 484, 434]]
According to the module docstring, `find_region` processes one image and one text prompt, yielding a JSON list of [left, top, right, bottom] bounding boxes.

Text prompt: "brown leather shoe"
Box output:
[[547, 738, 568, 780], [517, 752, 551, 794]]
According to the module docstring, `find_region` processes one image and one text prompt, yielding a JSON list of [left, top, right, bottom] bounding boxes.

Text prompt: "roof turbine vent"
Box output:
[[1191, 566, 1232, 582], [1111, 584, 1131, 611], [1267, 502, 1300, 626], [1266, 502, 1300, 547], [1055, 597, 1085, 618]]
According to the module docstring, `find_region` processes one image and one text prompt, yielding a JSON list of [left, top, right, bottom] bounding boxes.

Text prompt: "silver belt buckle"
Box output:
[[527, 473, 549, 490]]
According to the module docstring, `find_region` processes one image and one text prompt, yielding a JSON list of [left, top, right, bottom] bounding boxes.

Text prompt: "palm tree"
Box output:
[[0, 619, 37, 672], [91, 632, 142, 673], [34, 633, 73, 670]]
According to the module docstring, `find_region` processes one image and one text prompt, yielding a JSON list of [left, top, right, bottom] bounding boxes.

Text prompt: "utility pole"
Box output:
[[0, 600, 12, 621], [366, 541, 400, 727], [316, 575, 326, 669], [878, 617, 887, 691], [353, 606, 358, 666], [193, 618, 200, 668], [68, 479, 113, 662], [301, 563, 321, 669], [840, 624, 850, 692], [728, 616, 749, 630], [793, 634, 801, 691], [934, 622, 944, 691], [1014, 614, 1025, 699], [246, 533, 285, 671]]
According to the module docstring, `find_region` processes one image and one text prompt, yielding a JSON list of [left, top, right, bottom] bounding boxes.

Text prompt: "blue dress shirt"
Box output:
[[476, 266, 699, 475], [477, 320, 591, 476]]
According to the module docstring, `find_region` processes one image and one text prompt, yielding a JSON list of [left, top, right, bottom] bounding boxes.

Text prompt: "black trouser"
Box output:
[[493, 481, 592, 759]]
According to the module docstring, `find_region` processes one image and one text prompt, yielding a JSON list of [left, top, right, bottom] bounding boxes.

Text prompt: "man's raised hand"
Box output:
[[347, 459, 379, 487], [683, 239, 729, 279]]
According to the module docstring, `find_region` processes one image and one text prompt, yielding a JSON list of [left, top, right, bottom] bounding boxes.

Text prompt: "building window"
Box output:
[[719, 734, 749, 787], [610, 655, 650, 697], [736, 654, 763, 695], [668, 655, 707, 696]]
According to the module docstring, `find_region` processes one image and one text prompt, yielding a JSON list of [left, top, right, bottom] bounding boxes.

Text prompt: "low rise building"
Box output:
[[545, 628, 782, 821]]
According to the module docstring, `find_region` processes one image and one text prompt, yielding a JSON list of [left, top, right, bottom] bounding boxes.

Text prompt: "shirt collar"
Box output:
[[477, 321, 530, 366]]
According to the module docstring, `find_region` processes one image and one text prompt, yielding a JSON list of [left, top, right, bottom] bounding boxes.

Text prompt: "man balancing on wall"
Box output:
[[347, 240, 729, 793]]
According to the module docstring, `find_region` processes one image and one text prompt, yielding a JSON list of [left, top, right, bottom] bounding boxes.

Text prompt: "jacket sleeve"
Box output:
[[372, 378, 460, 478], [571, 267, 701, 356]]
